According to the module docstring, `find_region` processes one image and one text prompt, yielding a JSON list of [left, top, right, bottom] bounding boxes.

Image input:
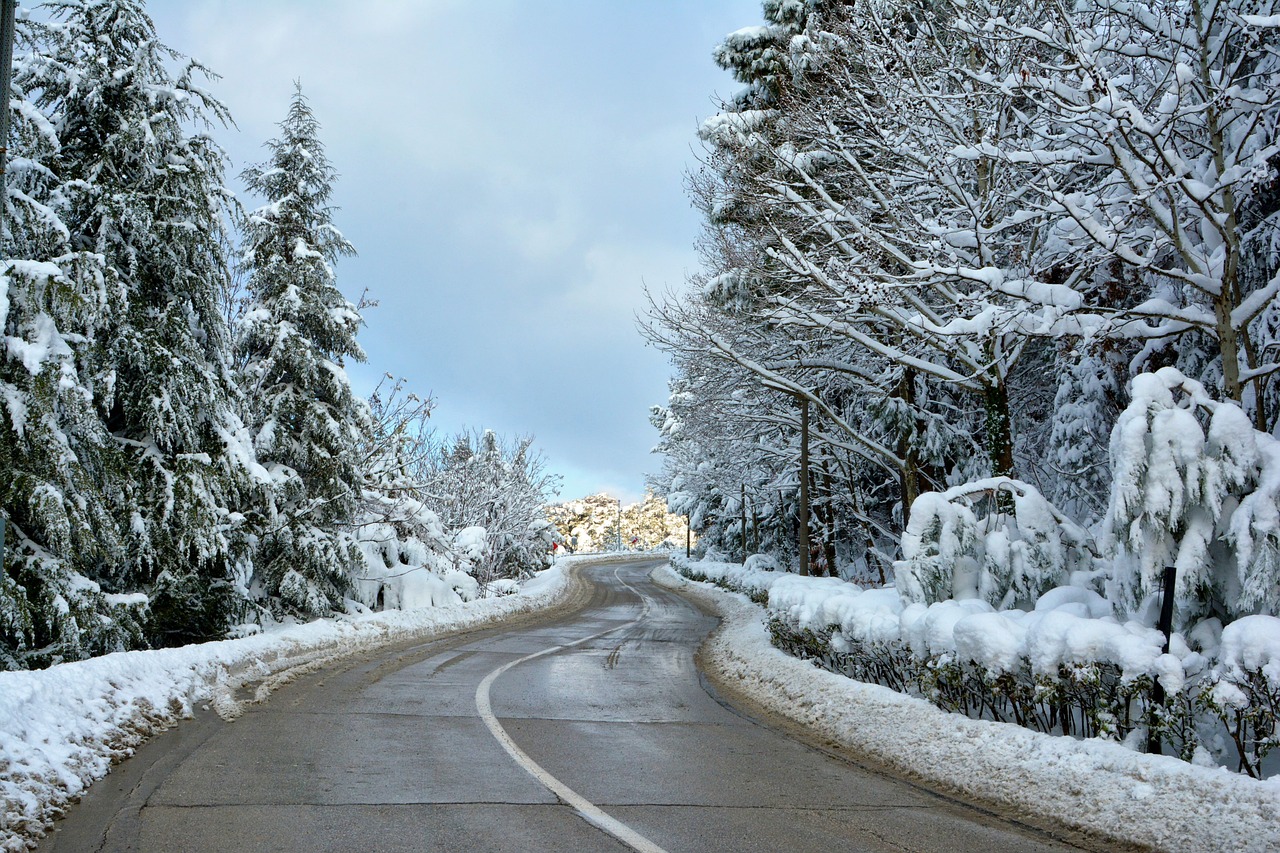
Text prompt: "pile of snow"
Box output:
[[714, 555, 1236, 690], [673, 554, 783, 601], [0, 555, 624, 852], [678, 557, 1280, 778], [656, 565, 1280, 853]]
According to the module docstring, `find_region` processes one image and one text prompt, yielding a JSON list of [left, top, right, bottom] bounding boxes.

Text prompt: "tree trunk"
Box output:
[[751, 504, 760, 554], [984, 378, 1015, 478], [898, 368, 922, 514]]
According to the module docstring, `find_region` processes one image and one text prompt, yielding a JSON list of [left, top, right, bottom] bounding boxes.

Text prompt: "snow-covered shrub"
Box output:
[[670, 555, 779, 605], [442, 569, 480, 602], [416, 430, 560, 581], [485, 579, 521, 597], [1200, 615, 1280, 778], [678, 559, 1280, 777], [743, 554, 779, 573], [452, 526, 488, 574], [897, 478, 1097, 609], [1105, 369, 1280, 625]]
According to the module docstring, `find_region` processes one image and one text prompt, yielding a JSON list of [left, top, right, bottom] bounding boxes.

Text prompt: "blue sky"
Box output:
[[142, 0, 762, 503]]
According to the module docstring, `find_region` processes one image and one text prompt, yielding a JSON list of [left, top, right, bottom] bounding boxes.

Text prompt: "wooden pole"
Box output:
[[740, 482, 747, 563]]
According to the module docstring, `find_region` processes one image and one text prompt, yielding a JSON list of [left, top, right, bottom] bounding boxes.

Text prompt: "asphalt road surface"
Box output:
[[39, 559, 1088, 853]]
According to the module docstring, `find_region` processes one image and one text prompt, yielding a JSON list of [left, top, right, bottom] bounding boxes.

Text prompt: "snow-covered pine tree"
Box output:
[[1105, 368, 1280, 626], [9, 0, 263, 651], [0, 15, 144, 667], [237, 84, 367, 616], [1046, 342, 1125, 525]]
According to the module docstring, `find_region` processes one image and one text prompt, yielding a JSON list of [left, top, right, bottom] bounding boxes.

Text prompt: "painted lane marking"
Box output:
[[475, 567, 668, 853]]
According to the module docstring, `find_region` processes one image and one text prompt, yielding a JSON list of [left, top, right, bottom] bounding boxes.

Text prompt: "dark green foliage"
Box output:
[[146, 571, 237, 649], [2, 1, 263, 666], [236, 85, 366, 616]]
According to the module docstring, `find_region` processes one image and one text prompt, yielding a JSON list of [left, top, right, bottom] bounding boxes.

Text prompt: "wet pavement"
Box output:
[[38, 559, 1085, 852]]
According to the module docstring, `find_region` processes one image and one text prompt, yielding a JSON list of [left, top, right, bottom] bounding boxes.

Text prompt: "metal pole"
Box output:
[[798, 397, 810, 577], [1147, 565, 1177, 754], [685, 517, 690, 559], [616, 498, 622, 551], [0, 0, 16, 247], [0, 0, 12, 573]]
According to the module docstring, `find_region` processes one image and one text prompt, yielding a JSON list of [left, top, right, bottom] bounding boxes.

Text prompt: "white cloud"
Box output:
[[145, 0, 760, 502]]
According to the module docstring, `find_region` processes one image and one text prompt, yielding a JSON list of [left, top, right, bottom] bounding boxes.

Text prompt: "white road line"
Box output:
[[474, 567, 669, 853]]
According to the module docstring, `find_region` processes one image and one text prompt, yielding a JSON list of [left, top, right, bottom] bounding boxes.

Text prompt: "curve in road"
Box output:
[[39, 559, 1087, 853]]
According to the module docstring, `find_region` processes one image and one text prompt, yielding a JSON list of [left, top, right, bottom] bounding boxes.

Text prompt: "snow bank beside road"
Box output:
[[0, 556, 622, 852], [655, 564, 1280, 853]]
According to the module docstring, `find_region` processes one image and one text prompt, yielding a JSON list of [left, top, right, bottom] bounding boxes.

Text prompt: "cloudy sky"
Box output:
[[138, 0, 762, 503]]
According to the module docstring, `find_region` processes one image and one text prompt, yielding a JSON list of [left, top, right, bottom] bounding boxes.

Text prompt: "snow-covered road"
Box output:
[[34, 560, 1079, 853]]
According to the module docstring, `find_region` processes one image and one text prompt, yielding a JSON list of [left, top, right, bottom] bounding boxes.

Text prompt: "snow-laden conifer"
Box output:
[[1046, 344, 1125, 524], [1105, 368, 1280, 625], [18, 0, 266, 647], [0, 15, 139, 667], [237, 85, 367, 616]]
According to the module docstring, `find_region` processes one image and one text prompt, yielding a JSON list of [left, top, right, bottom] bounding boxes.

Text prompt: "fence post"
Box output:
[[1147, 565, 1177, 754]]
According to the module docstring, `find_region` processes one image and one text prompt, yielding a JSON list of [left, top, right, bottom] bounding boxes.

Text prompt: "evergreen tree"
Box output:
[[237, 84, 366, 616], [0, 15, 138, 667], [18, 0, 263, 647]]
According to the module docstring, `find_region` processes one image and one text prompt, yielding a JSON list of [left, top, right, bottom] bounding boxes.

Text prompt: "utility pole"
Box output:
[[798, 397, 810, 577], [0, 0, 15, 574], [1147, 565, 1177, 755], [0, 0, 14, 245]]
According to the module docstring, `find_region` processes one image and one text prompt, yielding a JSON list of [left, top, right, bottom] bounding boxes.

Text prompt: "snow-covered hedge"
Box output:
[[657, 564, 1280, 853], [672, 557, 1280, 778]]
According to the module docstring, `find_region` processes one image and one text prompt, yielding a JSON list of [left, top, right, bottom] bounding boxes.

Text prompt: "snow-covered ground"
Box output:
[[0, 555, 629, 853], [9, 552, 1275, 853], [653, 563, 1280, 853]]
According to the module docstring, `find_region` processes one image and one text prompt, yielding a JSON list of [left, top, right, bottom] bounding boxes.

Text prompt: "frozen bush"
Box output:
[[1105, 369, 1280, 625], [897, 478, 1097, 609]]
